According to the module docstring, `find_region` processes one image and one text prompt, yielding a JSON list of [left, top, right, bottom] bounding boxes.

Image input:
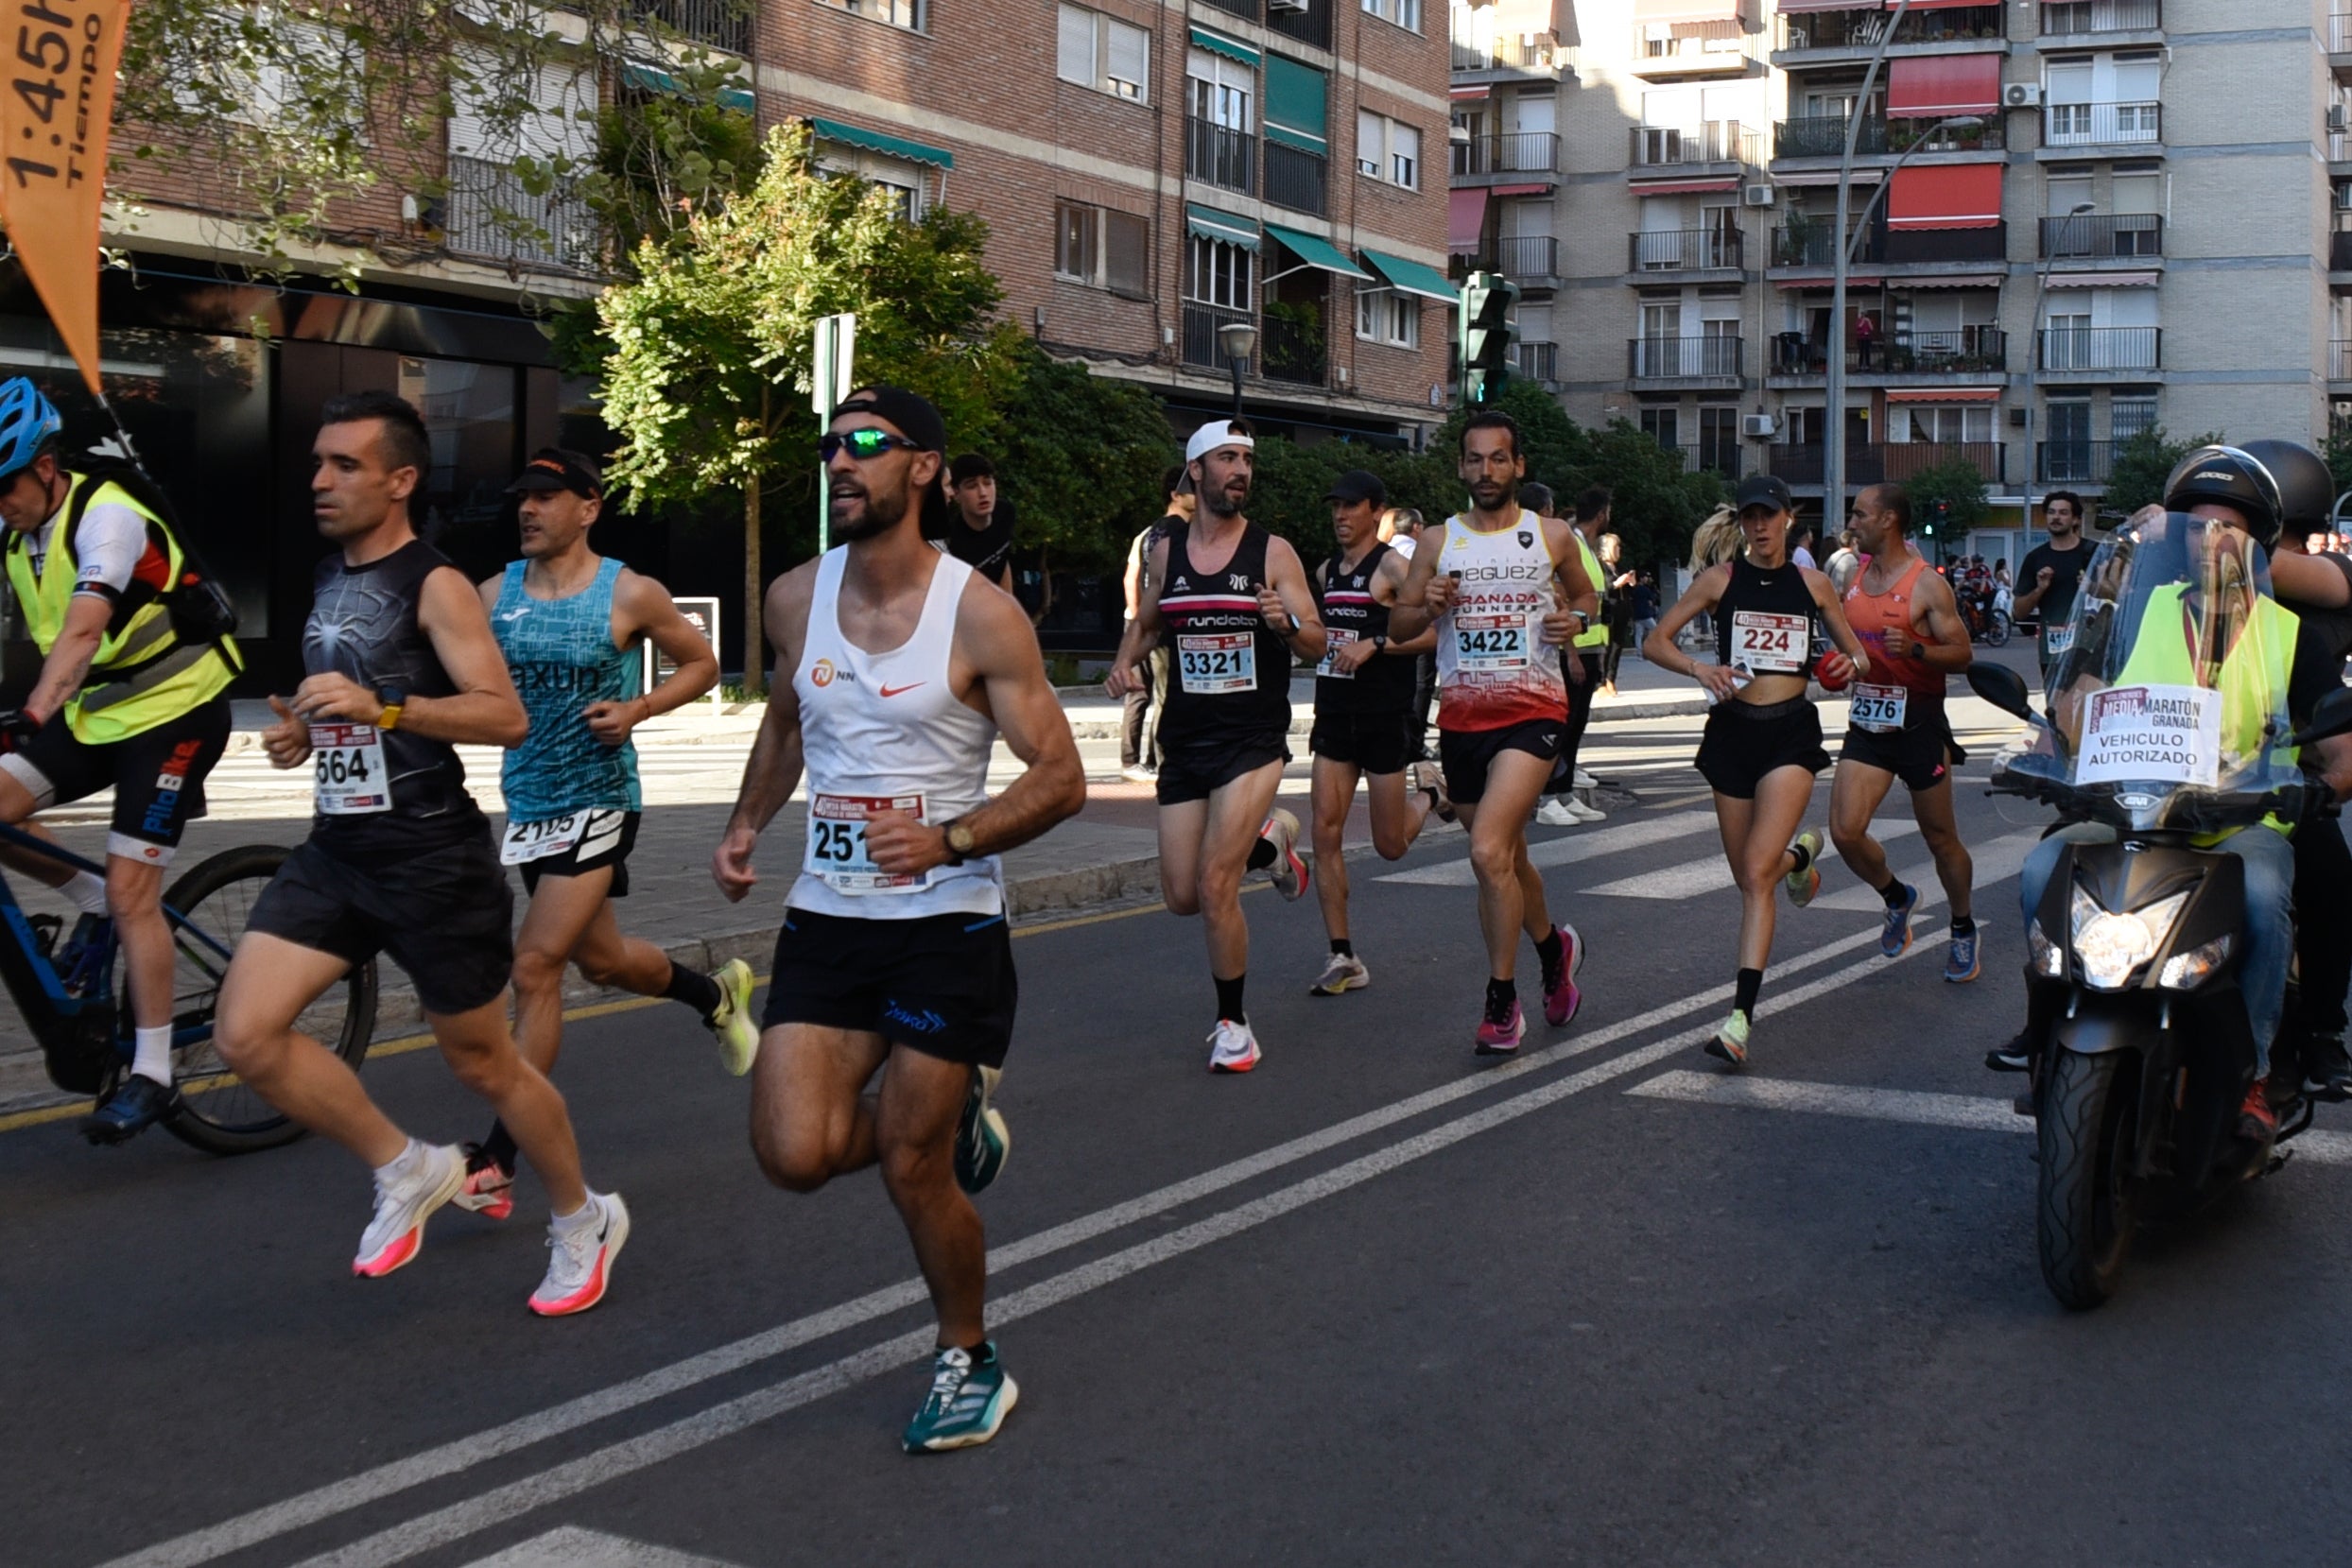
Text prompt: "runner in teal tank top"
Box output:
[[455, 447, 761, 1220]]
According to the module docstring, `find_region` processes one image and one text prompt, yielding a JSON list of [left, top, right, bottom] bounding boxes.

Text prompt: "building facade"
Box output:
[[1451, 0, 2352, 564]]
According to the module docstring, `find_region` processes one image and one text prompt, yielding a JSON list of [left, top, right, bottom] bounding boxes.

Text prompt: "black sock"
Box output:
[[1215, 974, 1246, 1024], [1331, 938, 1354, 957], [1787, 839, 1814, 876], [1534, 925, 1565, 979], [1876, 876, 1909, 909], [1247, 837, 1277, 871], [662, 960, 723, 1022], [476, 1122, 518, 1175], [1485, 975, 1516, 1022], [1735, 968, 1764, 1016], [1950, 914, 1976, 937]]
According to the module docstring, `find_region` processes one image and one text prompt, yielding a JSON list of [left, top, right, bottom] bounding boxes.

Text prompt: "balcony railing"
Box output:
[[2038, 326, 2161, 371], [1634, 121, 1759, 168], [1776, 114, 1887, 160], [1677, 440, 1747, 479], [1770, 327, 2005, 376], [1776, 4, 2004, 53], [1890, 116, 2006, 153], [2042, 1, 2160, 34], [2039, 212, 2164, 258], [1450, 34, 1556, 72], [1182, 302, 1253, 371], [1772, 222, 1881, 267], [1264, 0, 1331, 50], [2333, 228, 2352, 270], [1451, 130, 1562, 177], [630, 0, 750, 52], [2334, 340, 2352, 381], [2045, 101, 2163, 146], [1261, 313, 1325, 388], [1199, 0, 1256, 20], [2335, 8, 2352, 53], [1635, 22, 1744, 70], [2038, 440, 2119, 484], [1771, 443, 2010, 487], [1264, 141, 1327, 216], [1884, 222, 2008, 264], [1628, 336, 1743, 381], [1459, 233, 1557, 281], [1185, 117, 1255, 195], [1515, 340, 1559, 383], [1629, 227, 1745, 272], [444, 154, 598, 273]]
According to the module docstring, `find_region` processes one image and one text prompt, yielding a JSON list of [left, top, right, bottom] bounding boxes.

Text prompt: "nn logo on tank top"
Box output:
[[811, 658, 838, 688]]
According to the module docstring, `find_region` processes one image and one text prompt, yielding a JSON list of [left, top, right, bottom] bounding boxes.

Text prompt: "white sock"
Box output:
[[372, 1137, 424, 1185], [131, 1025, 174, 1086], [551, 1193, 603, 1233], [62, 870, 108, 916]]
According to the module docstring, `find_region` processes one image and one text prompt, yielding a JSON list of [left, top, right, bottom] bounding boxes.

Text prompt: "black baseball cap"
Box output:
[[837, 384, 947, 454], [507, 447, 603, 499], [1735, 474, 1793, 515], [1324, 469, 1387, 508]]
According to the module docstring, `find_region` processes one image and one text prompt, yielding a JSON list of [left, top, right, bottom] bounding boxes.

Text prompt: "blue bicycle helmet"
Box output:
[[0, 377, 61, 481]]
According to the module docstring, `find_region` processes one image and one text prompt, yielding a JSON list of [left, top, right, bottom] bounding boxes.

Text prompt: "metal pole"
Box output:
[[1230, 353, 1244, 422], [1825, 0, 1909, 539]]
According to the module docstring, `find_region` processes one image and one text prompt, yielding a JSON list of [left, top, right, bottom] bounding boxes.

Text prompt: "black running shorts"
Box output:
[[1695, 698, 1830, 801], [516, 808, 642, 898], [1308, 707, 1413, 776], [763, 906, 1018, 1069], [1840, 703, 1964, 793], [0, 697, 231, 867], [1155, 732, 1290, 806], [247, 829, 515, 1016], [1439, 716, 1565, 805]]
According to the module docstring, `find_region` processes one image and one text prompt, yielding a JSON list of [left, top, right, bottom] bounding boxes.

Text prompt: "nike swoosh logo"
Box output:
[[496, 609, 530, 621], [878, 682, 925, 698]]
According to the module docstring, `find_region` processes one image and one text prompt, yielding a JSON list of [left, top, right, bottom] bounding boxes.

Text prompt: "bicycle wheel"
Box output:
[[144, 844, 380, 1156]]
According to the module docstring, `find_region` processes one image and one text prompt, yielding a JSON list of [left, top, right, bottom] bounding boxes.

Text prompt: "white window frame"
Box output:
[[1186, 235, 1253, 309], [1056, 199, 1149, 295], [814, 142, 926, 220], [1355, 287, 1420, 349], [818, 0, 924, 30], [1357, 110, 1420, 189], [1057, 4, 1150, 102], [1362, 0, 1424, 33]]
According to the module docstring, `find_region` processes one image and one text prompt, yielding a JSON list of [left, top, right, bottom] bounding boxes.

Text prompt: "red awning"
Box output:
[[1888, 164, 2004, 229], [2046, 270, 2159, 288], [1776, 0, 1859, 10], [1628, 177, 1740, 196], [1491, 182, 1555, 197], [1450, 84, 1490, 100], [1893, 0, 2002, 11], [1449, 188, 1491, 250], [1632, 0, 1739, 21], [1886, 388, 2003, 404], [1897, 272, 2006, 289], [1887, 54, 2004, 117]]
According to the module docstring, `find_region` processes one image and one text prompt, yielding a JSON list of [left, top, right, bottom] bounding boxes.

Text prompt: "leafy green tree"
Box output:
[[1575, 421, 1726, 577], [1903, 459, 1990, 555], [2106, 426, 2222, 516], [595, 124, 1022, 686], [989, 348, 1178, 575]]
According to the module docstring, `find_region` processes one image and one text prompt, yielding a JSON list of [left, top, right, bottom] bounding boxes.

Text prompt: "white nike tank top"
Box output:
[[790, 547, 1004, 919]]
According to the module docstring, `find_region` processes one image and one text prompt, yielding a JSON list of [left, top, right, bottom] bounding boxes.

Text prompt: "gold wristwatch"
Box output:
[[943, 819, 979, 865], [375, 686, 406, 732]]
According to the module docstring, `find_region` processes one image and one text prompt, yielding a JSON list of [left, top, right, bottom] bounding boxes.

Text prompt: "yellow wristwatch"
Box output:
[[375, 686, 406, 732]]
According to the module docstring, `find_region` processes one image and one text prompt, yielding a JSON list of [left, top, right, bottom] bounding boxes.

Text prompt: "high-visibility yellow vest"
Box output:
[[1570, 529, 1610, 649], [4, 472, 235, 744], [2113, 582, 2298, 841]]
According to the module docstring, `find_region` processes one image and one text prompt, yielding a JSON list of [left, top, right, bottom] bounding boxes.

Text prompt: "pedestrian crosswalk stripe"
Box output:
[[461, 1526, 744, 1567], [1582, 820, 1921, 900], [1375, 809, 1718, 887]]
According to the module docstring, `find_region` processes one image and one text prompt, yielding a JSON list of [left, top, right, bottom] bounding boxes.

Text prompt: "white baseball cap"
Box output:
[[1185, 419, 1255, 465]]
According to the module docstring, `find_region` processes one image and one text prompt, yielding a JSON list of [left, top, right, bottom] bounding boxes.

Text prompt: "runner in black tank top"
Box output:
[[1106, 419, 1327, 1073], [1303, 471, 1445, 996], [219, 390, 626, 1317], [1642, 473, 1872, 1067]]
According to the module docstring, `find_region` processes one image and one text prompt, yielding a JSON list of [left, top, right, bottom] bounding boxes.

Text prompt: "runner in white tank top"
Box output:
[[713, 386, 1085, 1455]]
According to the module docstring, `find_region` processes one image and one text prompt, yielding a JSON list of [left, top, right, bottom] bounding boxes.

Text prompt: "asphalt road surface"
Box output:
[[9, 707, 2352, 1567]]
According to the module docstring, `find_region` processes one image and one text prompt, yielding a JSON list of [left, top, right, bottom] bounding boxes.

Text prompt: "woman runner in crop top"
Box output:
[[1642, 474, 1872, 1066]]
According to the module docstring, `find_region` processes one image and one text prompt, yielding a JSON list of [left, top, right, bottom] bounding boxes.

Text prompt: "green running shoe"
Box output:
[[903, 1341, 1019, 1454], [954, 1065, 1009, 1195], [1705, 1009, 1752, 1067], [1784, 830, 1824, 908], [706, 958, 760, 1077]]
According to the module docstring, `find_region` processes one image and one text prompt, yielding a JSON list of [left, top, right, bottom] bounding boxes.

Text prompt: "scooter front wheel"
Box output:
[[2038, 1047, 2139, 1310]]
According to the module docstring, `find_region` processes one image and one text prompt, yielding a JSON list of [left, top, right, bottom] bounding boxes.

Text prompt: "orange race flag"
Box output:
[[0, 0, 130, 396]]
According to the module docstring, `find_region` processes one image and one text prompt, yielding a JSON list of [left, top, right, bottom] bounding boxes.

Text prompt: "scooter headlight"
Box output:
[[2159, 934, 2233, 991], [2069, 887, 2190, 991], [2029, 921, 2065, 977]]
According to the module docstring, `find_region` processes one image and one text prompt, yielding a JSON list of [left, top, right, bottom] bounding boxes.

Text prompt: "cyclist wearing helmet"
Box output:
[[0, 377, 240, 1144]]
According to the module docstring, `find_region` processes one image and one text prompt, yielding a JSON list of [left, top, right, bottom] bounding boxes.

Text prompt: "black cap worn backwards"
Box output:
[[1735, 473, 1793, 515], [507, 447, 603, 499], [1324, 469, 1387, 508], [835, 385, 947, 454]]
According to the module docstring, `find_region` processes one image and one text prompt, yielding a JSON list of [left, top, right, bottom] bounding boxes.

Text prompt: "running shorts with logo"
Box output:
[[763, 907, 1017, 1068], [249, 832, 515, 1015], [1696, 698, 1830, 800], [1310, 543, 1413, 777], [1840, 700, 1964, 791], [517, 807, 642, 896], [1431, 513, 1568, 803], [1441, 716, 1565, 804], [1837, 556, 1963, 793], [1154, 520, 1292, 806], [0, 698, 231, 866]]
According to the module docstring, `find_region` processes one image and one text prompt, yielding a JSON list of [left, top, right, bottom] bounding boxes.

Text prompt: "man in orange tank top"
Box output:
[[1826, 485, 1980, 982]]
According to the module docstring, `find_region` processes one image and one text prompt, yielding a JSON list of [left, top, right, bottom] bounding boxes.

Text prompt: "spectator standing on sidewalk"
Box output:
[[1631, 572, 1660, 654], [1598, 530, 1633, 696], [1826, 528, 1862, 597], [1119, 467, 1189, 782], [1535, 484, 1610, 827], [940, 455, 1016, 594], [1383, 506, 1439, 757]]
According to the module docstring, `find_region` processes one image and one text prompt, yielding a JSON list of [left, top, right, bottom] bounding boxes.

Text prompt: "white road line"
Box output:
[[462, 1527, 744, 1568], [1584, 820, 1922, 901], [1627, 1070, 2029, 1134], [286, 938, 1946, 1568], [1376, 810, 1717, 887], [97, 915, 1931, 1568], [1810, 829, 2040, 913]]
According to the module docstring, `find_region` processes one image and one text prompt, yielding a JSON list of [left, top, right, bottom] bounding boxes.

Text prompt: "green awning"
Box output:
[[1358, 248, 1458, 304], [1262, 222, 1372, 280], [1264, 55, 1327, 141], [1189, 26, 1260, 69], [1263, 123, 1326, 154], [1186, 203, 1259, 250], [623, 60, 755, 113], [806, 115, 954, 170]]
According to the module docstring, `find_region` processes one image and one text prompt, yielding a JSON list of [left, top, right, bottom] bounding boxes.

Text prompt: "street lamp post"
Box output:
[[1218, 319, 1257, 423], [2024, 201, 2099, 532], [1825, 0, 1911, 538]]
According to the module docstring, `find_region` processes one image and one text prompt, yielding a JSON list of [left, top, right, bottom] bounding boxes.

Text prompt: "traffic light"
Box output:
[[1460, 270, 1520, 407], [1926, 499, 1951, 539]]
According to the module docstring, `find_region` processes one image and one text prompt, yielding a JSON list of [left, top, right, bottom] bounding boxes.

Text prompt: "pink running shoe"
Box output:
[[1475, 999, 1525, 1056], [1541, 922, 1584, 1028]]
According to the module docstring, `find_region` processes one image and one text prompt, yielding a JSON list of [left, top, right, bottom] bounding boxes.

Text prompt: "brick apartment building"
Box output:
[[1450, 0, 2352, 570]]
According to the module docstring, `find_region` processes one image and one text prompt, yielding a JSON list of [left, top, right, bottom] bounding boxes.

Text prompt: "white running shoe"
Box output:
[[530, 1191, 631, 1317], [1572, 767, 1598, 790], [1261, 808, 1308, 901], [1120, 764, 1157, 784], [1207, 1019, 1262, 1074], [1565, 795, 1607, 823], [1534, 797, 1581, 827], [1409, 759, 1456, 823], [706, 958, 759, 1077], [1309, 952, 1371, 996], [353, 1142, 466, 1278]]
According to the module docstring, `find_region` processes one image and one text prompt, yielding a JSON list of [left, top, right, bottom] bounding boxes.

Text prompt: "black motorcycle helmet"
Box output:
[[2161, 444, 2285, 550], [2238, 439, 2333, 537]]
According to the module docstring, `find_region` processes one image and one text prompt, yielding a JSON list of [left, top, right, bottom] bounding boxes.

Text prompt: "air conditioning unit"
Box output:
[[1741, 182, 1774, 208], [2004, 82, 2043, 110], [1742, 414, 1778, 439], [1267, 0, 1307, 10], [2331, 105, 2350, 132]]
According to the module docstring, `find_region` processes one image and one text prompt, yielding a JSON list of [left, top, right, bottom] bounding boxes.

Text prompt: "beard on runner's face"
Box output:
[[829, 465, 912, 542]]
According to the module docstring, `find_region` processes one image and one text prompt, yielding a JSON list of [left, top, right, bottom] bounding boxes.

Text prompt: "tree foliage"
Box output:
[[2106, 425, 2222, 516], [990, 348, 1178, 572], [1902, 458, 1990, 545]]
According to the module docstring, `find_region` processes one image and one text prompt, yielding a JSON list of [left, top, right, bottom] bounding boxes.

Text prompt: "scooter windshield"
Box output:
[[1997, 510, 2307, 835]]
